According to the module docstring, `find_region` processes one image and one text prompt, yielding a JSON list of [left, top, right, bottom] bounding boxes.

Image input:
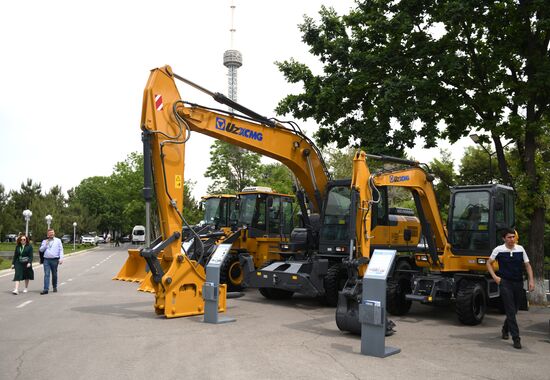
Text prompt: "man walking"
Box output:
[[39, 229, 64, 294], [487, 228, 534, 349]]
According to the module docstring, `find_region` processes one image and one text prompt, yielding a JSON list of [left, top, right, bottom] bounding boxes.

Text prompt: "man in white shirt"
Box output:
[[39, 229, 64, 294], [486, 228, 534, 349]]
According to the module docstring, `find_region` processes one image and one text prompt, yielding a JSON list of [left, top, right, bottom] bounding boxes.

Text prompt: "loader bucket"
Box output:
[[137, 272, 155, 293], [112, 249, 149, 282]]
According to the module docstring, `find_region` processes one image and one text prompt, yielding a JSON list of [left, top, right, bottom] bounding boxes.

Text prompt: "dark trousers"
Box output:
[[43, 258, 59, 291], [499, 278, 524, 339]]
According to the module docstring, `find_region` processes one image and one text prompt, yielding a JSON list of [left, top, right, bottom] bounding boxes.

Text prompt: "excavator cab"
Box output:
[[447, 184, 515, 255], [316, 180, 356, 259]]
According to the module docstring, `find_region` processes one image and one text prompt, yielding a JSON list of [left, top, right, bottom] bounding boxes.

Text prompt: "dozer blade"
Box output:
[[112, 249, 149, 282], [151, 254, 227, 318]]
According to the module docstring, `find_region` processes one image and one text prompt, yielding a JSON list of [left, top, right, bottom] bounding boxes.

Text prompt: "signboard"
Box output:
[[209, 244, 232, 266], [365, 249, 396, 280]]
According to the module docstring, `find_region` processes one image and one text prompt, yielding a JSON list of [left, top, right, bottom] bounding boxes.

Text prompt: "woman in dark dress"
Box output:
[[11, 234, 34, 294]]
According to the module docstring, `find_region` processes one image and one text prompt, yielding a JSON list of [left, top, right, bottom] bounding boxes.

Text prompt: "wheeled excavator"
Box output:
[[335, 151, 517, 333], [134, 65, 422, 317], [133, 65, 335, 317]]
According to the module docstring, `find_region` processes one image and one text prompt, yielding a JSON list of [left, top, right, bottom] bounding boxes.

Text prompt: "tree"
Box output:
[[255, 163, 294, 195], [183, 180, 202, 225], [277, 1, 549, 303], [204, 141, 262, 193], [324, 147, 355, 179], [427, 149, 458, 220]]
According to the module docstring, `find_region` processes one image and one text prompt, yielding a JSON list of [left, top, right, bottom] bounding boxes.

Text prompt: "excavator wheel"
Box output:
[[323, 263, 348, 307], [456, 280, 486, 325], [219, 253, 244, 292], [386, 260, 413, 316]]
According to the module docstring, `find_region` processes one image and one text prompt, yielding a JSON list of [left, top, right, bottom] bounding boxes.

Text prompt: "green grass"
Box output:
[[0, 258, 12, 270], [0, 243, 93, 270]]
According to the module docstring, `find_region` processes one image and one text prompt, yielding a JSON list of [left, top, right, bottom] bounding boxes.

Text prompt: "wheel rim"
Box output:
[[228, 261, 243, 285]]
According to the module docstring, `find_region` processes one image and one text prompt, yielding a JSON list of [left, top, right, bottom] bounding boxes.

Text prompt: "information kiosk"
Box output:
[[359, 249, 400, 357], [203, 244, 235, 324]]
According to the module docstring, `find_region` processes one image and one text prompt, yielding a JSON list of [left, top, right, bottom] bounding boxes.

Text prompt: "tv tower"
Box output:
[[223, 0, 242, 104]]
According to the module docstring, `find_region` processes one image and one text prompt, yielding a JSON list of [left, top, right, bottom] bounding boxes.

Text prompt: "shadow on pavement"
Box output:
[[71, 301, 157, 320]]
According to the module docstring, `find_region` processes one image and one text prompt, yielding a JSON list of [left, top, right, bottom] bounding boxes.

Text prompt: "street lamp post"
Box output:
[[45, 214, 52, 230], [73, 222, 77, 251], [470, 134, 494, 183], [23, 209, 32, 236]]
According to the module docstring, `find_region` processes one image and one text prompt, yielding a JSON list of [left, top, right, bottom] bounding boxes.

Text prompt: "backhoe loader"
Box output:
[[335, 151, 517, 333]]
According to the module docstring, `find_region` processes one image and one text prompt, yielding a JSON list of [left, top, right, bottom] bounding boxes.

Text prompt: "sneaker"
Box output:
[[513, 337, 522, 349], [12, 289, 18, 295], [53, 288, 57, 293], [501, 329, 509, 340], [23, 289, 28, 293], [40, 290, 48, 295]]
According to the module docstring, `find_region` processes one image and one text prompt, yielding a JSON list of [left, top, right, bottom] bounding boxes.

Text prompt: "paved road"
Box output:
[[1, 245, 549, 380]]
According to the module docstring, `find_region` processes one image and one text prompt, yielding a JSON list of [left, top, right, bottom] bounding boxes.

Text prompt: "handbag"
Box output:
[[19, 256, 30, 264]]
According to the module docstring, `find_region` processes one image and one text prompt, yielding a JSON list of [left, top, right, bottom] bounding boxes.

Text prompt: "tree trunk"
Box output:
[[523, 127, 547, 305], [491, 132, 513, 186], [527, 206, 547, 304]]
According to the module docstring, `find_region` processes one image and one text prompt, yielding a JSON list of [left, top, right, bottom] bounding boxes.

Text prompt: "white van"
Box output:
[[131, 225, 146, 244]]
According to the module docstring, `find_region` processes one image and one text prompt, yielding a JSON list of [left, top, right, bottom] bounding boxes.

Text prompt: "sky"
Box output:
[[0, 0, 472, 201]]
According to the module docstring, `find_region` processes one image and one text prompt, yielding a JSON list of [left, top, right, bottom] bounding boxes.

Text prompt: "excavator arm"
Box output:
[[148, 65, 330, 214]]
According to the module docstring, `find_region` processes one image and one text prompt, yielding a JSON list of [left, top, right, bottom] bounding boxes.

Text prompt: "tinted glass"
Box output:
[[321, 186, 351, 242], [450, 191, 490, 251]]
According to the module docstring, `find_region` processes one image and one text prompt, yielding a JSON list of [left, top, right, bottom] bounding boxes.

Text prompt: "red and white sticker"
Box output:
[[155, 94, 163, 111]]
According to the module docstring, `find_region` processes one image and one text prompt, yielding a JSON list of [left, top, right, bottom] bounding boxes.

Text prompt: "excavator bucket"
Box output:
[[112, 249, 149, 282], [151, 254, 227, 318]]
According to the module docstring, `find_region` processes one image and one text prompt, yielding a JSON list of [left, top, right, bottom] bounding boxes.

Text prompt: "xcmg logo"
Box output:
[[215, 117, 263, 142], [389, 175, 410, 183]]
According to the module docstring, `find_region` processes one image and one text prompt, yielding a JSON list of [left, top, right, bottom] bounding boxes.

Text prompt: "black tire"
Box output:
[[386, 260, 413, 316], [456, 280, 487, 325], [219, 253, 244, 291], [323, 263, 348, 307], [258, 260, 294, 300], [259, 287, 294, 300]]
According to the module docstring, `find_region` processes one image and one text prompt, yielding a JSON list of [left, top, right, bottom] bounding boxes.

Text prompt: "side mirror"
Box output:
[[404, 229, 412, 242]]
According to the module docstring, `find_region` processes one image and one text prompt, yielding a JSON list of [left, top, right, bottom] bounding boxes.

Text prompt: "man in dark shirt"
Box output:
[[487, 228, 534, 349]]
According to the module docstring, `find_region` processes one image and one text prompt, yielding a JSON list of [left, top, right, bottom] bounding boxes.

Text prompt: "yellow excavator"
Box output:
[[335, 151, 517, 332], [134, 65, 423, 317], [134, 65, 333, 317]]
